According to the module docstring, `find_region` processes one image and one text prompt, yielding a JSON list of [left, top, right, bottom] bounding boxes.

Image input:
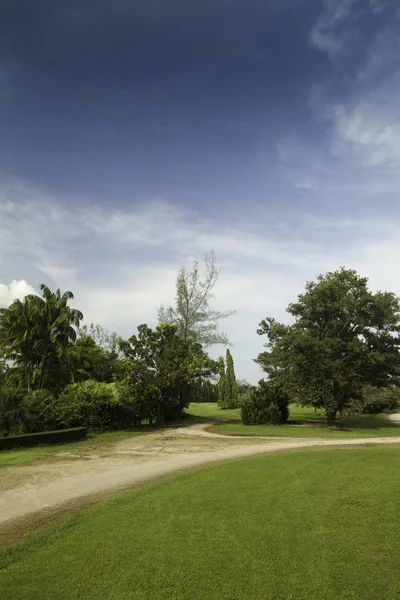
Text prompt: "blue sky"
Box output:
[[1, 0, 400, 382]]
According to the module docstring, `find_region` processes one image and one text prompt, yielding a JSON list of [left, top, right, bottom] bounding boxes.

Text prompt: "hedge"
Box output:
[[0, 427, 88, 451]]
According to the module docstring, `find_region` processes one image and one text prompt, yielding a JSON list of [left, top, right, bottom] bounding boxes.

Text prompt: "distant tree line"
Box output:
[[0, 254, 237, 436]]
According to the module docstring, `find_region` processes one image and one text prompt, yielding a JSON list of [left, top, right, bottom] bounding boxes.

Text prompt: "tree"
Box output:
[[118, 323, 218, 424], [77, 323, 119, 354], [158, 252, 235, 346], [224, 348, 239, 408], [256, 268, 400, 424], [0, 284, 83, 393], [237, 379, 252, 403], [241, 380, 289, 425], [217, 357, 226, 408], [69, 336, 116, 383]]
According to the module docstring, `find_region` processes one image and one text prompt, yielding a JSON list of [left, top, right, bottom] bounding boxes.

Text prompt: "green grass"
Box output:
[[186, 402, 241, 420], [187, 402, 400, 438], [0, 429, 148, 469], [2, 445, 400, 599]]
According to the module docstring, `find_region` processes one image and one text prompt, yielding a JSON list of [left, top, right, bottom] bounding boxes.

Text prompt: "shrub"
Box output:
[[241, 380, 289, 425], [56, 380, 133, 431], [0, 427, 87, 450], [361, 386, 400, 414], [0, 387, 45, 436]]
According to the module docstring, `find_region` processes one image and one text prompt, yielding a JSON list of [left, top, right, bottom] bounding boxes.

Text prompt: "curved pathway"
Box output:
[[1, 420, 400, 527]]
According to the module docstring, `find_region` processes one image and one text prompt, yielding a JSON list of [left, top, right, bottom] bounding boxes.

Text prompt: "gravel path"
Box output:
[[1, 420, 400, 526]]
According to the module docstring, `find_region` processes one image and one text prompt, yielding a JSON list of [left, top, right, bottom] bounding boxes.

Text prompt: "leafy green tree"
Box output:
[[77, 323, 119, 354], [256, 268, 400, 424], [69, 336, 117, 383], [0, 296, 37, 391], [158, 252, 235, 346], [0, 284, 83, 394], [224, 348, 239, 408], [237, 379, 252, 403], [0, 387, 42, 436], [188, 378, 219, 403], [217, 357, 226, 408], [118, 323, 218, 424]]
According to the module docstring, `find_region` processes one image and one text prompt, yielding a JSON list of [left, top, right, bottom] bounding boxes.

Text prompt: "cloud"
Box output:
[[0, 279, 37, 308], [3, 179, 400, 382], [310, 0, 390, 60]]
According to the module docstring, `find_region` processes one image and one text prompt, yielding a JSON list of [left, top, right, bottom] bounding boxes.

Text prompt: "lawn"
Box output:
[[186, 402, 241, 420], [2, 445, 400, 599], [187, 402, 400, 438]]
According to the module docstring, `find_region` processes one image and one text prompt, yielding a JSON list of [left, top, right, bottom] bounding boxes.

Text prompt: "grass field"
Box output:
[[2, 445, 400, 599], [187, 402, 400, 438]]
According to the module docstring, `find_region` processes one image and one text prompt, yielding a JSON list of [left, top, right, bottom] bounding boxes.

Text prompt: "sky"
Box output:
[[1, 0, 400, 382]]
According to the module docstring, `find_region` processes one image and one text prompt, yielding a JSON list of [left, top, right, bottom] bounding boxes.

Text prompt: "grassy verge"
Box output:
[[1, 445, 400, 599], [187, 402, 400, 438], [209, 412, 400, 438], [0, 429, 149, 469], [186, 402, 241, 420]]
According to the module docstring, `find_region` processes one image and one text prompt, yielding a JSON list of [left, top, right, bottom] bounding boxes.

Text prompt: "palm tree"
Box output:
[[0, 285, 83, 393], [32, 285, 83, 391], [0, 296, 38, 390]]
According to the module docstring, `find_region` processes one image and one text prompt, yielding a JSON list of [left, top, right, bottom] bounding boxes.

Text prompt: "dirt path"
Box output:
[[1, 421, 400, 527]]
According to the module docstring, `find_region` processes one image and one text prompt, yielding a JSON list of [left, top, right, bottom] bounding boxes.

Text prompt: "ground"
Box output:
[[1, 444, 400, 599], [1, 404, 400, 537]]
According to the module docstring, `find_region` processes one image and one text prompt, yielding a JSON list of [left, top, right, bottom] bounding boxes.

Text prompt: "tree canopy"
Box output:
[[0, 285, 83, 393], [256, 268, 400, 423], [118, 323, 218, 424], [158, 252, 235, 346]]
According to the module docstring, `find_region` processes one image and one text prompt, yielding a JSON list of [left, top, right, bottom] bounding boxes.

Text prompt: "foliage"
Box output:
[[0, 387, 43, 436], [187, 379, 219, 403], [217, 356, 226, 408], [256, 268, 400, 424], [3, 447, 400, 600], [224, 348, 239, 408], [68, 336, 117, 383], [357, 385, 400, 414], [55, 380, 131, 431], [158, 252, 235, 346], [237, 379, 252, 403], [0, 427, 87, 450], [241, 380, 289, 425], [118, 323, 218, 424], [77, 323, 119, 354], [0, 285, 83, 394]]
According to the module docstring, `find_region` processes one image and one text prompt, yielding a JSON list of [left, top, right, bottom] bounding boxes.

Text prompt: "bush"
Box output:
[[55, 380, 133, 431], [241, 380, 289, 425], [0, 427, 87, 450], [362, 386, 400, 414], [0, 387, 45, 436]]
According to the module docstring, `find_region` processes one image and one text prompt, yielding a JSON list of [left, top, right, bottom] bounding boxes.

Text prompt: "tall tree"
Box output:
[[217, 357, 226, 408], [256, 268, 400, 424], [0, 296, 37, 390], [158, 252, 235, 346], [118, 323, 218, 424], [0, 284, 83, 393], [224, 348, 239, 408], [77, 323, 119, 354]]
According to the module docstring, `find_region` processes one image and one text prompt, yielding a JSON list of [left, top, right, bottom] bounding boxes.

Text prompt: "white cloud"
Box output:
[[332, 102, 400, 167], [0, 279, 37, 308], [2, 180, 400, 382], [310, 0, 390, 60], [310, 0, 356, 59]]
